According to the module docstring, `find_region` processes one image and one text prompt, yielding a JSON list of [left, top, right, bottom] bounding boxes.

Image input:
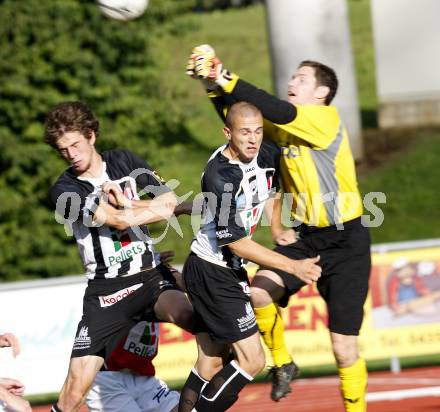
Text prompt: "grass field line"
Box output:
[[366, 386, 440, 401]]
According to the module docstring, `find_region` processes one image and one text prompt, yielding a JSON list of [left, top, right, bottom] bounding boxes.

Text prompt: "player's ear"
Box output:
[[315, 85, 330, 101], [88, 131, 96, 145], [223, 126, 232, 141]]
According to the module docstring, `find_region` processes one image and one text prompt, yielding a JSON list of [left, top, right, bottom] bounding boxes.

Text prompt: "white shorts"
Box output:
[[86, 371, 180, 412]]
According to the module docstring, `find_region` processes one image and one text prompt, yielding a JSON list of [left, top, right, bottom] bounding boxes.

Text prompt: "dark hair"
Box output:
[[44, 101, 99, 148], [225, 101, 262, 129], [298, 60, 338, 105]]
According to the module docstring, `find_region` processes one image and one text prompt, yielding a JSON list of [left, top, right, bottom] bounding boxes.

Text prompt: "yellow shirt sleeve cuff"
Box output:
[[221, 73, 239, 94]]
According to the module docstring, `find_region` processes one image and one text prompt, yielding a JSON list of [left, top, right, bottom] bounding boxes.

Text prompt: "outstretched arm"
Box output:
[[228, 237, 320, 285], [186, 44, 297, 124], [93, 190, 178, 231]]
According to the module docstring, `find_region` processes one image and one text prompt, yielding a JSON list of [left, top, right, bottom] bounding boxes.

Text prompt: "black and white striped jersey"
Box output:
[[50, 149, 169, 280], [191, 139, 280, 269]]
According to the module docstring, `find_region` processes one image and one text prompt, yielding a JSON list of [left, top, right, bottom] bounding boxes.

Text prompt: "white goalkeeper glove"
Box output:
[[188, 44, 234, 89], [186, 45, 218, 91]]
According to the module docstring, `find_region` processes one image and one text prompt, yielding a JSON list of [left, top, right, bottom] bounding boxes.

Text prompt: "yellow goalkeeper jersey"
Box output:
[[264, 105, 363, 227]]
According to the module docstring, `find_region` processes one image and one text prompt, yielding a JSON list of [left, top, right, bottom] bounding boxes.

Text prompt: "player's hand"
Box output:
[[186, 45, 219, 91], [0, 333, 20, 357], [0, 378, 25, 396], [102, 183, 131, 209], [274, 229, 297, 246], [185, 53, 196, 78], [189, 46, 233, 88], [189, 44, 216, 79], [290, 256, 321, 284], [0, 381, 31, 412]]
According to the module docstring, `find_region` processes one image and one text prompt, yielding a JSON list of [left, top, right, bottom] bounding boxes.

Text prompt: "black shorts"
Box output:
[[71, 264, 178, 359], [183, 253, 258, 344], [261, 218, 371, 335]]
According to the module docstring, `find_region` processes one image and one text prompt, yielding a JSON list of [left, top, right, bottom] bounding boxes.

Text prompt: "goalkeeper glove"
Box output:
[[186, 45, 219, 91], [188, 44, 235, 89], [190, 44, 216, 79]]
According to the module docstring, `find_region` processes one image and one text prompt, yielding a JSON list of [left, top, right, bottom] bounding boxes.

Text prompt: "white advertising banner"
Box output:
[[0, 278, 85, 395]]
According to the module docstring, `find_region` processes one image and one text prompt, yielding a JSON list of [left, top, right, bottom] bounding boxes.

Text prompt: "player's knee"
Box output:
[[237, 346, 265, 377], [250, 285, 272, 307], [195, 361, 221, 381], [331, 336, 358, 368]]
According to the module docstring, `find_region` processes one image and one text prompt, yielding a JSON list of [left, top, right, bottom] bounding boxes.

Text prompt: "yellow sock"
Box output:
[[254, 303, 292, 367], [338, 358, 368, 412]]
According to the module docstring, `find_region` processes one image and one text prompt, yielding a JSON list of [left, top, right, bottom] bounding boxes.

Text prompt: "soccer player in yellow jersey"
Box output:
[[187, 45, 371, 412]]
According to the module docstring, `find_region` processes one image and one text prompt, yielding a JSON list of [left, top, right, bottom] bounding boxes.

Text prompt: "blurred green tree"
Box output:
[[0, 0, 196, 280]]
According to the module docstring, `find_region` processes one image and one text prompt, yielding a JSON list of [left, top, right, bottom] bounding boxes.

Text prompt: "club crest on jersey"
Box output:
[[282, 146, 299, 159], [240, 204, 264, 236]]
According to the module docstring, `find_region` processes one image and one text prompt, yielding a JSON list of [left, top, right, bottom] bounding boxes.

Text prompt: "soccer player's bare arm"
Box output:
[[227, 237, 320, 284], [264, 193, 296, 246], [93, 191, 177, 230]]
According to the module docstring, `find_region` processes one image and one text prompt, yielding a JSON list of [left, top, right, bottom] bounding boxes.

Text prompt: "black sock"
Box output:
[[194, 360, 252, 412], [179, 368, 209, 412], [51, 404, 62, 412]]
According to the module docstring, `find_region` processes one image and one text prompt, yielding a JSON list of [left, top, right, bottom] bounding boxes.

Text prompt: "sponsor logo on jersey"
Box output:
[[236, 302, 257, 332], [99, 283, 143, 307], [105, 240, 147, 267], [216, 229, 233, 239], [245, 166, 255, 173], [123, 321, 158, 357], [73, 325, 92, 350], [112, 230, 132, 252]]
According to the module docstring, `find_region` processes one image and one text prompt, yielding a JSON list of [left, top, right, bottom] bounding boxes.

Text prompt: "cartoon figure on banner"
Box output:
[[387, 258, 440, 316]]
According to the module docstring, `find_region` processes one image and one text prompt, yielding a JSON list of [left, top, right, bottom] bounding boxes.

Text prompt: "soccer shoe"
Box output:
[[268, 361, 300, 402]]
